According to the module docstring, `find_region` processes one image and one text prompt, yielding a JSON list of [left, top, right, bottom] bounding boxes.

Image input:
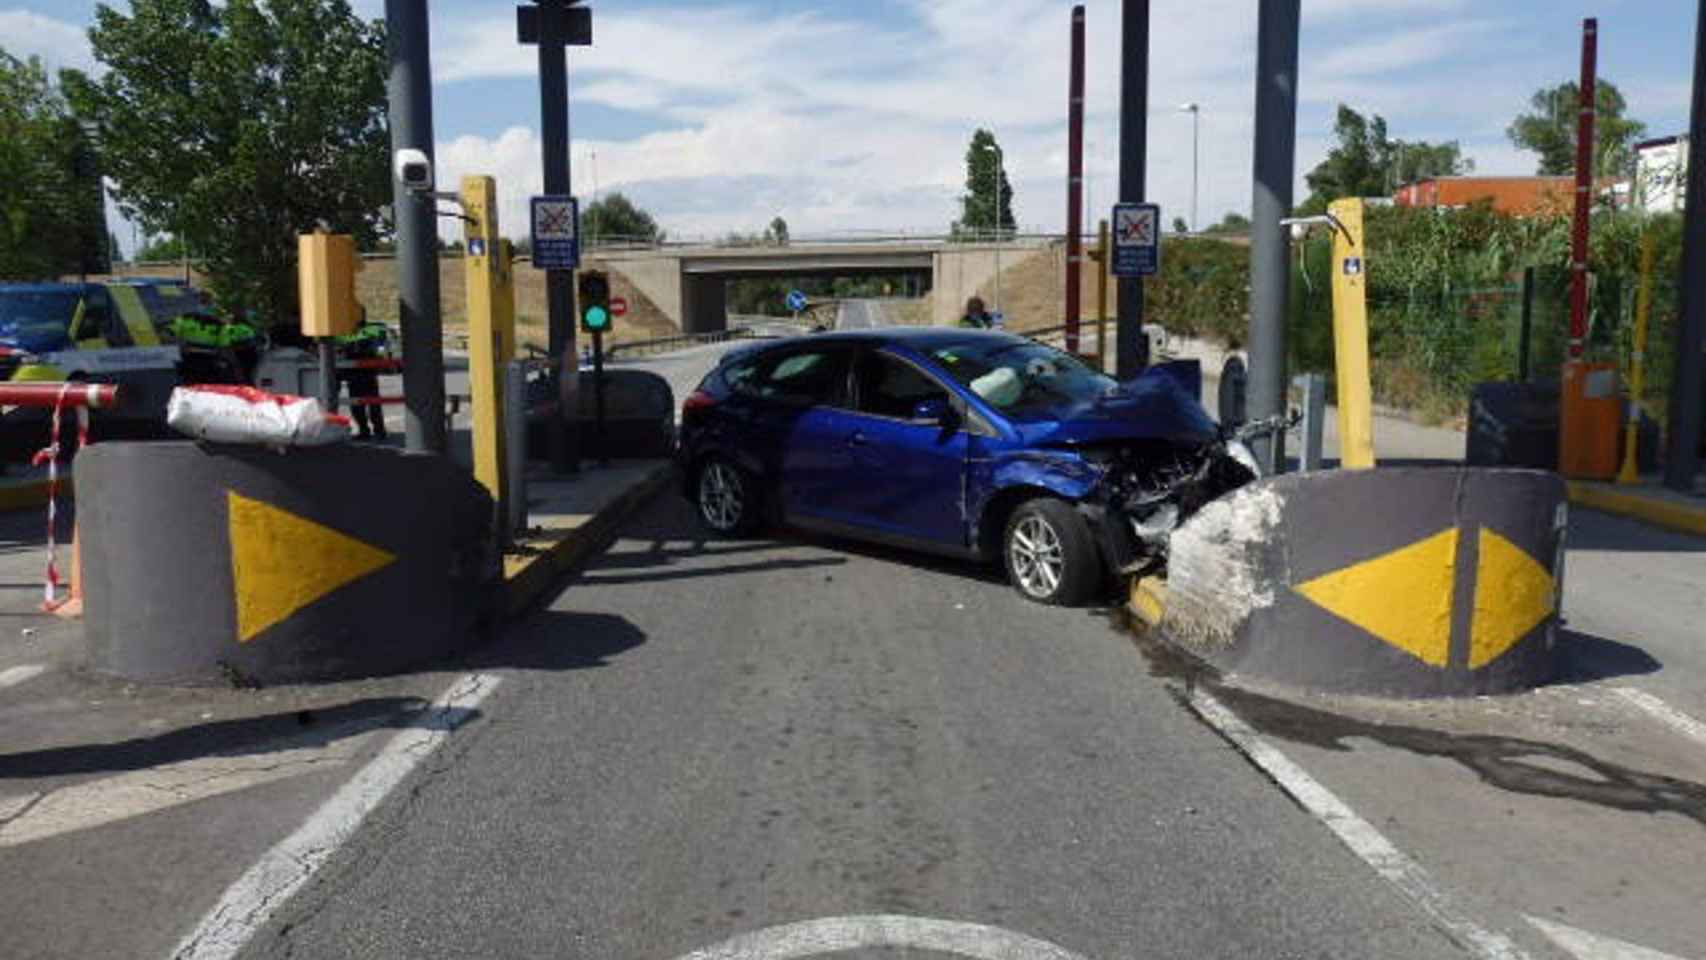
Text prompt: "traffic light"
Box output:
[[578, 270, 612, 334]]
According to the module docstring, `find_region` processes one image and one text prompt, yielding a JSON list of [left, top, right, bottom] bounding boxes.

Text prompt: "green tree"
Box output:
[[138, 234, 187, 262], [1507, 80, 1647, 177], [765, 216, 789, 246], [582, 192, 663, 245], [952, 129, 1014, 240], [0, 50, 108, 280], [1204, 212, 1252, 234], [67, 0, 390, 323], [1302, 105, 1471, 212], [1171, 216, 1189, 234]]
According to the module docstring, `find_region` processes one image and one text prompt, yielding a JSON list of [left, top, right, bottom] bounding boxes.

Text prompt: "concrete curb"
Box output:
[[1567, 481, 1706, 537], [501, 463, 677, 617]]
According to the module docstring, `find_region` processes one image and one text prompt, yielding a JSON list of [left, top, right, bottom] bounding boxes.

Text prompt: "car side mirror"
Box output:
[[912, 397, 953, 424]]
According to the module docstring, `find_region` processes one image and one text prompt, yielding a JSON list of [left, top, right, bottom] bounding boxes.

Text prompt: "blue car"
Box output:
[[678, 328, 1262, 605]]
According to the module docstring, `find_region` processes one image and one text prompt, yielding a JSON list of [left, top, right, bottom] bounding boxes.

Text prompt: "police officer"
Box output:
[[959, 296, 994, 329], [337, 310, 390, 440]]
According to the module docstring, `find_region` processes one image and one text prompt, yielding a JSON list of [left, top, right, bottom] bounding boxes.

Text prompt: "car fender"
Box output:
[[967, 449, 1105, 557]]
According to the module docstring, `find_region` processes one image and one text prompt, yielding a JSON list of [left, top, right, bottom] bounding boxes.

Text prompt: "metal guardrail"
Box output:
[[604, 327, 758, 361]]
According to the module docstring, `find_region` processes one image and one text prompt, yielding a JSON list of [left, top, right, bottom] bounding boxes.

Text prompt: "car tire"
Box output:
[[694, 456, 762, 537], [1003, 498, 1102, 606]]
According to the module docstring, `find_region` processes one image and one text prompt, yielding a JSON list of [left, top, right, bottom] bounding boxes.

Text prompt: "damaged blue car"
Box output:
[[678, 328, 1262, 605]]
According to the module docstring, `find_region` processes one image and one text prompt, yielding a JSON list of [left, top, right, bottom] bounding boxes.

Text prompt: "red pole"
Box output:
[[1569, 17, 1598, 360], [0, 382, 120, 408], [1065, 4, 1086, 354]]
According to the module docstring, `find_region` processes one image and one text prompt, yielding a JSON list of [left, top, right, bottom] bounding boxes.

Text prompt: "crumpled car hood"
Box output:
[[1012, 366, 1220, 448]]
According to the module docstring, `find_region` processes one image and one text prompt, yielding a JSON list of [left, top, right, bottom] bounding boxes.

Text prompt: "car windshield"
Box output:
[[928, 339, 1115, 421]]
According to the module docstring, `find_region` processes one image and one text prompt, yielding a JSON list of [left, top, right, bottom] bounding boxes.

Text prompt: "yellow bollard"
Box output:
[[1617, 231, 1657, 485], [1328, 198, 1376, 470], [461, 175, 517, 511]]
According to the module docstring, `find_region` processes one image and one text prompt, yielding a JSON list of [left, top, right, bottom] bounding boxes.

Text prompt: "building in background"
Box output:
[[1394, 176, 1574, 216], [1635, 135, 1688, 213]]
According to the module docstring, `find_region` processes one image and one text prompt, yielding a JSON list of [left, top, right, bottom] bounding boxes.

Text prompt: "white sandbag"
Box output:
[[166, 385, 352, 447]]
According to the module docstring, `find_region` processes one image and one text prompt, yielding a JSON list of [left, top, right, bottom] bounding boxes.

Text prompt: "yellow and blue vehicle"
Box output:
[[0, 280, 228, 459]]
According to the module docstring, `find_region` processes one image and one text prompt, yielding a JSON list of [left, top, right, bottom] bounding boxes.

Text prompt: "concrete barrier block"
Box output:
[[1159, 466, 1567, 697], [79, 441, 494, 685]]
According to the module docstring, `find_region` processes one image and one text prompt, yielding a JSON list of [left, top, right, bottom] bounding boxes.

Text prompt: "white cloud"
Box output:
[[0, 9, 95, 73]]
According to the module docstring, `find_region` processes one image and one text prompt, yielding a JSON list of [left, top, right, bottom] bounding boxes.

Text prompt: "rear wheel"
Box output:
[[695, 456, 761, 537], [1003, 498, 1103, 606]]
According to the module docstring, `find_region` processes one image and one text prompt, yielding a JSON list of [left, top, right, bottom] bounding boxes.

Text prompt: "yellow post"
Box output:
[[1617, 231, 1657, 485], [1328, 197, 1376, 470], [461, 175, 516, 507], [1095, 218, 1110, 372]]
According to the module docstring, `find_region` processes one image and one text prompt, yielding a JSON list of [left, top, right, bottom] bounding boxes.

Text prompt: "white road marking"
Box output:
[[0, 664, 47, 689], [1526, 915, 1690, 960], [672, 915, 1091, 960], [1185, 688, 1532, 960], [0, 708, 404, 848], [1613, 687, 1706, 749], [171, 672, 500, 960]]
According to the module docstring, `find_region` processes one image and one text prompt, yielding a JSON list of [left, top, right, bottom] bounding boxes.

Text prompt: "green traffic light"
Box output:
[[585, 306, 610, 330]]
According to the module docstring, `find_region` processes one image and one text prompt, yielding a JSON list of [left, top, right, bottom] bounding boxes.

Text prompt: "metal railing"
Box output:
[[604, 327, 759, 361]]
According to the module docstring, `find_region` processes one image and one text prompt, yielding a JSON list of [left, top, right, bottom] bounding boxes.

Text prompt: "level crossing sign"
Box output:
[[530, 195, 580, 270], [1112, 202, 1161, 277]]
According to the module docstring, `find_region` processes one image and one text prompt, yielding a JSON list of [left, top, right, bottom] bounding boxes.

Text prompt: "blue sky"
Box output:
[[2, 0, 1696, 250]]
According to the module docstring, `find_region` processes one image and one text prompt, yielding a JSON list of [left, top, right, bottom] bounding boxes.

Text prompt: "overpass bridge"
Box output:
[[586, 239, 1051, 333]]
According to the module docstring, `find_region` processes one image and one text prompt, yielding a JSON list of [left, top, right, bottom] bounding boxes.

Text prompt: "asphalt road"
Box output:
[[837, 299, 888, 329], [244, 494, 1460, 960]]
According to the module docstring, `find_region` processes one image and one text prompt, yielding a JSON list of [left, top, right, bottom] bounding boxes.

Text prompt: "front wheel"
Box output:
[[694, 456, 761, 537], [1003, 498, 1103, 606]]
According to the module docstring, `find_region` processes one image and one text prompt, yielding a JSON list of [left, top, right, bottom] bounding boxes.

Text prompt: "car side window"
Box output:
[[854, 351, 947, 421], [740, 349, 850, 407]]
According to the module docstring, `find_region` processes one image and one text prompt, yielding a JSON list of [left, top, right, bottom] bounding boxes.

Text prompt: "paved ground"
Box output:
[[240, 495, 1462, 960]]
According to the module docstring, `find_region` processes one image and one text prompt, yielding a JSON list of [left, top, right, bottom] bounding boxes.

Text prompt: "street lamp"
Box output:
[[1179, 103, 1200, 232], [988, 138, 1006, 314]]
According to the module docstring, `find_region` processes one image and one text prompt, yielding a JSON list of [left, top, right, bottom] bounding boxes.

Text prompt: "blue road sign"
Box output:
[[530, 195, 580, 270], [1112, 202, 1161, 277], [786, 289, 809, 312]]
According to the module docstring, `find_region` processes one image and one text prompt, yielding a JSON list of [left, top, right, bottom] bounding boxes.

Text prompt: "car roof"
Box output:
[[750, 327, 1028, 353]]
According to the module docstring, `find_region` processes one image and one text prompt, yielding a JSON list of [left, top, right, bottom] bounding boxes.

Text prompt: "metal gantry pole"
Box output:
[[384, 0, 446, 454], [537, 0, 578, 473], [1247, 0, 1301, 474], [1065, 4, 1086, 352], [1116, 0, 1150, 379], [1665, 0, 1706, 490]]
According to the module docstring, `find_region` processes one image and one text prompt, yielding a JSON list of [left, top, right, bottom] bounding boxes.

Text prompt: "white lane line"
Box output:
[[1185, 688, 1532, 960], [0, 709, 403, 848], [171, 672, 500, 960], [0, 664, 48, 689], [1526, 916, 1690, 960], [673, 915, 1090, 960], [1613, 687, 1706, 748]]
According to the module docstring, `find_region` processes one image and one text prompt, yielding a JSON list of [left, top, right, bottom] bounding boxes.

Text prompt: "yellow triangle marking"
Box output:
[[1295, 529, 1458, 667], [227, 492, 396, 643], [1470, 527, 1555, 668]]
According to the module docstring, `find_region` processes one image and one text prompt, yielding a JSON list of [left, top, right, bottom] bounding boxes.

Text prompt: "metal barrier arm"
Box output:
[[0, 383, 122, 409]]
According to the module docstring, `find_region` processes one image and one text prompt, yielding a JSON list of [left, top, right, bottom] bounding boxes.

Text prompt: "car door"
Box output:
[[815, 348, 969, 547], [715, 345, 854, 516]]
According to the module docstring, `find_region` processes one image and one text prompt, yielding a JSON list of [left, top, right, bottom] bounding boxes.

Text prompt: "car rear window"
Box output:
[[731, 348, 849, 406]]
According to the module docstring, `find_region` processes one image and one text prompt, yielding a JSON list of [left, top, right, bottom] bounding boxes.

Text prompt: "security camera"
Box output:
[[394, 148, 433, 191]]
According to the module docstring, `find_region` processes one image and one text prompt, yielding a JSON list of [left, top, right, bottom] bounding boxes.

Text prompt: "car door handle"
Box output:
[[847, 431, 868, 447]]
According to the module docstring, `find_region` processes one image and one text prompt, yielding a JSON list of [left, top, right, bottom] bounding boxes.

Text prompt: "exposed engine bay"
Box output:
[[1083, 414, 1295, 575]]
